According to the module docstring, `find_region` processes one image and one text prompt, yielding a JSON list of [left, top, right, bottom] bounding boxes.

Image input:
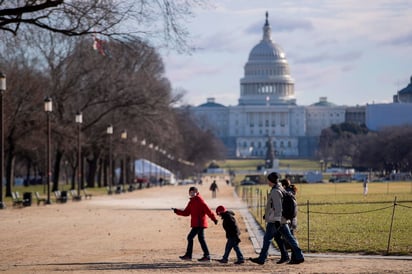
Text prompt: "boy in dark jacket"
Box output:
[[215, 205, 245, 264]]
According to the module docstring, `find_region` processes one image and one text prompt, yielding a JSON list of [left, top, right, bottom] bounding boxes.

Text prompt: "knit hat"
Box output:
[[267, 172, 280, 183], [216, 205, 226, 215]]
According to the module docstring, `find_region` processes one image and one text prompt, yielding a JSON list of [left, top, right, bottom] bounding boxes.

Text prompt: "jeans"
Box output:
[[258, 222, 304, 262], [185, 227, 210, 257], [222, 237, 244, 261], [274, 223, 304, 261]]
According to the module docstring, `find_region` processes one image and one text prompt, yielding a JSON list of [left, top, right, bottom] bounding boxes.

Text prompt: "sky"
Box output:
[[161, 0, 412, 107]]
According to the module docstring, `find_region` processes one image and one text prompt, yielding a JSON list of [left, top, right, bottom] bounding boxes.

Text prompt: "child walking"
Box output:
[[215, 205, 245, 264], [173, 186, 218, 261]]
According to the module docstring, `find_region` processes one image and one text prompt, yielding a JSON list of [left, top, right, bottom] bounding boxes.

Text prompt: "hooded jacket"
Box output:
[[220, 210, 241, 242], [265, 183, 284, 223], [175, 193, 217, 228]]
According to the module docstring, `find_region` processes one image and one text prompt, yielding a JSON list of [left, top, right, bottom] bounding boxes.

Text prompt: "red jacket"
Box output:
[[175, 193, 217, 228]]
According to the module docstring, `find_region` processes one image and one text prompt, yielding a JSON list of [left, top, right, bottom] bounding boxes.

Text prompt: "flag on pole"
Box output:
[[93, 35, 107, 56]]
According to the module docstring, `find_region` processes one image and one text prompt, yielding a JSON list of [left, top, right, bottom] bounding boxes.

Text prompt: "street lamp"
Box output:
[[75, 112, 83, 200], [0, 72, 6, 209], [121, 129, 127, 192], [44, 97, 53, 204], [107, 124, 113, 194], [132, 136, 138, 190]]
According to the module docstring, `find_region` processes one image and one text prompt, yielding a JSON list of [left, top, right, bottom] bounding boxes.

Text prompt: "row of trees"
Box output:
[[318, 122, 412, 174], [0, 1, 224, 198]]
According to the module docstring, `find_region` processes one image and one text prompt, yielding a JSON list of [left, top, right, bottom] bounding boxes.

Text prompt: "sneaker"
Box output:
[[179, 255, 192, 261], [217, 258, 228, 263], [276, 257, 289, 264], [198, 256, 211, 262], [234, 260, 245, 265], [288, 258, 304, 264], [249, 257, 264, 265]]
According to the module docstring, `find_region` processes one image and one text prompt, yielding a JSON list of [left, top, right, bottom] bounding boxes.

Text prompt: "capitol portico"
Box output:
[[190, 12, 411, 158]]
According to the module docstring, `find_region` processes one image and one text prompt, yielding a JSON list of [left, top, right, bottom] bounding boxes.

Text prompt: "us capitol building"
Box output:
[[190, 12, 412, 158]]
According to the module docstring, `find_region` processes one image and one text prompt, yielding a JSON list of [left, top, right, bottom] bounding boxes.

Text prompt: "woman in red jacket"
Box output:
[[173, 186, 218, 261]]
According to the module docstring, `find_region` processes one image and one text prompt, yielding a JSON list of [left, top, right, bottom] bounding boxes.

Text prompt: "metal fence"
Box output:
[[237, 186, 412, 255]]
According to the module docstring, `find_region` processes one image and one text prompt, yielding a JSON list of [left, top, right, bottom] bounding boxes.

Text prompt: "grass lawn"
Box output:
[[238, 182, 412, 255]]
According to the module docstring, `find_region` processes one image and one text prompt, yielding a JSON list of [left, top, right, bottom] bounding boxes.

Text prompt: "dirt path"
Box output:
[[1, 176, 412, 273]]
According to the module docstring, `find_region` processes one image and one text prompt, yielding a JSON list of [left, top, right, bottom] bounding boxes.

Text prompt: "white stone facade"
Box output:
[[191, 13, 347, 158]]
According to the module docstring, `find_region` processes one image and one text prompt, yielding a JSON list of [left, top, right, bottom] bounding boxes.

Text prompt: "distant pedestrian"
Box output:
[[210, 180, 218, 198], [215, 205, 245, 265], [172, 186, 218, 262], [250, 172, 304, 265], [363, 176, 369, 196]]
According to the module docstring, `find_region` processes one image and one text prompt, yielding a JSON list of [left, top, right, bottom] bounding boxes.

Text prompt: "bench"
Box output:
[[12, 192, 24, 207], [54, 190, 67, 203], [70, 189, 81, 201], [82, 189, 92, 199], [34, 192, 47, 205]]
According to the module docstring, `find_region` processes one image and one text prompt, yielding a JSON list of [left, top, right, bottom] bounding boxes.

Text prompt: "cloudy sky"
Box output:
[[161, 0, 412, 107]]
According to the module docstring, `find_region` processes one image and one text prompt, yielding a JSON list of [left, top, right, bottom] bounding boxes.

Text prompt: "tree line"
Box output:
[[0, 1, 224, 197], [318, 122, 412, 175]]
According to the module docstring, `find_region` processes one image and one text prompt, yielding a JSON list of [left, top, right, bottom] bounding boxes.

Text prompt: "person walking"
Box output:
[[215, 205, 245, 265], [363, 176, 369, 196], [209, 180, 218, 198], [280, 178, 299, 262], [173, 186, 218, 262], [249, 172, 304, 265], [280, 178, 298, 233]]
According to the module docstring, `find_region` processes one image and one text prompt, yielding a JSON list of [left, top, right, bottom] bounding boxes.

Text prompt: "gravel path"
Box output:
[[1, 176, 411, 273]]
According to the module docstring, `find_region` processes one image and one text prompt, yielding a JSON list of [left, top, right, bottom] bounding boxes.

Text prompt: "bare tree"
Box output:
[[0, 0, 204, 51]]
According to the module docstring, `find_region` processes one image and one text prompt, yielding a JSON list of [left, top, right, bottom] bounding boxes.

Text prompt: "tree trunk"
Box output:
[[86, 153, 100, 188], [97, 158, 103, 188], [24, 158, 32, 187], [5, 136, 15, 197], [52, 149, 64, 191], [71, 166, 76, 190]]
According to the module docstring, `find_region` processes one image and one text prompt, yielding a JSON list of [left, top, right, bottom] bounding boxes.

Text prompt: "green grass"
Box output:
[[217, 159, 264, 170], [238, 182, 412, 255], [217, 158, 322, 171]]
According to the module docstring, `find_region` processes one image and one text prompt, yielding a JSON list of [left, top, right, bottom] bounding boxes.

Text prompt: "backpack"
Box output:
[[281, 190, 297, 220]]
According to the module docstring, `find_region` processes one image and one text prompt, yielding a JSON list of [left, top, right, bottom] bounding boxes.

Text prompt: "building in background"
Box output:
[[191, 12, 411, 158]]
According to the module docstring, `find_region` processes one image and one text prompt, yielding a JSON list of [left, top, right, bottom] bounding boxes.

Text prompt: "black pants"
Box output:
[[185, 227, 210, 257]]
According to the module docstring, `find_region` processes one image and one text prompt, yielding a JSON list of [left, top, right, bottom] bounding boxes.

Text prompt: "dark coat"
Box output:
[[220, 210, 241, 242]]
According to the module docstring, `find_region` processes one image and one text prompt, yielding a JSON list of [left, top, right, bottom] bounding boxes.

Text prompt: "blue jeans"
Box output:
[[222, 237, 244, 261], [258, 222, 304, 262], [185, 227, 210, 257], [274, 223, 304, 261]]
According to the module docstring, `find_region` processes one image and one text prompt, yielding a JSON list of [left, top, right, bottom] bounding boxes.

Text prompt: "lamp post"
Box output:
[[132, 136, 138, 190], [75, 112, 82, 200], [121, 129, 127, 192], [107, 124, 113, 194], [0, 72, 6, 209], [44, 97, 53, 204]]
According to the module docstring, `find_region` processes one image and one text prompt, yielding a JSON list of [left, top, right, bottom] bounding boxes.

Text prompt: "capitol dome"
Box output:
[[239, 12, 296, 106]]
